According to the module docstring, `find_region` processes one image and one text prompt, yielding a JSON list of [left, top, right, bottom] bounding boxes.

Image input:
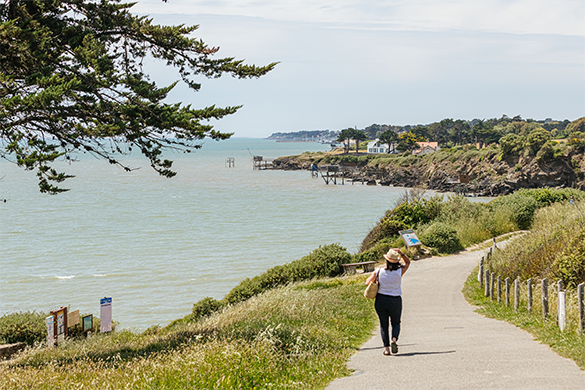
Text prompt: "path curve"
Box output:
[[326, 250, 585, 390]]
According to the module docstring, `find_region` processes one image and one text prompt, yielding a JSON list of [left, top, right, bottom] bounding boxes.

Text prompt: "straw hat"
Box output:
[[383, 249, 401, 263]]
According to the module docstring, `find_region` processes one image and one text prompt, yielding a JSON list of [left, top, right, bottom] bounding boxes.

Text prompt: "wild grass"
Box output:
[[485, 199, 585, 287], [0, 275, 377, 390], [463, 268, 585, 370]]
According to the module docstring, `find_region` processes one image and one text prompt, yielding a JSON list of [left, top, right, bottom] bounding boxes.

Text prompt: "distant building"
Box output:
[[367, 139, 396, 154], [412, 141, 440, 155]]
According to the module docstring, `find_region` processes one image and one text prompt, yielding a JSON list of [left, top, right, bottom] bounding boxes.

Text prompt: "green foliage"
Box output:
[[514, 188, 585, 207], [2, 278, 378, 388], [486, 198, 585, 287], [419, 222, 463, 254], [210, 244, 351, 310], [0, 0, 276, 193], [363, 189, 585, 255], [523, 128, 550, 156], [191, 297, 225, 322], [489, 193, 538, 230], [0, 311, 47, 345]]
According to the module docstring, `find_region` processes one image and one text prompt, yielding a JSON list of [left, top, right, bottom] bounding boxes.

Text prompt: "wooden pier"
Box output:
[[320, 165, 349, 185]]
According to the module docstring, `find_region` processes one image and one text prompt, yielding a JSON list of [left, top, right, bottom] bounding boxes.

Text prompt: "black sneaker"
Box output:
[[391, 340, 398, 354]]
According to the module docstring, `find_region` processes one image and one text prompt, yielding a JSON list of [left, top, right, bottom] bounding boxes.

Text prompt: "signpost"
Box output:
[[399, 229, 422, 247], [82, 314, 93, 334], [49, 307, 68, 345], [100, 297, 112, 333], [68, 309, 80, 328], [46, 316, 55, 347]]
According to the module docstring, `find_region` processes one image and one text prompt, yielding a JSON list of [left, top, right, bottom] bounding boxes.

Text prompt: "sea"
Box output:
[[1, 138, 428, 330]]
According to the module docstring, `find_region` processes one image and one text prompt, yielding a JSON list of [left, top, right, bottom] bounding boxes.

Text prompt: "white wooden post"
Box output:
[[542, 278, 548, 320], [557, 280, 563, 324], [505, 277, 510, 306], [484, 270, 490, 297], [578, 283, 584, 334], [514, 278, 520, 312], [490, 273, 495, 301], [527, 278, 533, 312], [558, 291, 567, 332], [478, 257, 484, 285]]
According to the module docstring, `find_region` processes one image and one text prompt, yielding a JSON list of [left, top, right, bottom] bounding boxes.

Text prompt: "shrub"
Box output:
[[535, 142, 555, 163], [221, 244, 351, 306], [191, 297, 226, 321], [0, 311, 47, 346], [490, 193, 538, 230], [419, 222, 463, 254]]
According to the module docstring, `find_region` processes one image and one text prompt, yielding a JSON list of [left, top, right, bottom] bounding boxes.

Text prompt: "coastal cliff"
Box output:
[[273, 145, 585, 196]]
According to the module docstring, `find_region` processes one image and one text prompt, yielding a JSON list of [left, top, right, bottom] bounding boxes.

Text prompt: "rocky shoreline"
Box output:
[[272, 150, 585, 196]]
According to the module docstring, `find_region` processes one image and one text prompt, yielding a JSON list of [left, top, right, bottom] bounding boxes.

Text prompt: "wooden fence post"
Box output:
[[527, 278, 533, 312], [479, 257, 484, 285], [542, 278, 548, 320], [505, 277, 510, 306], [490, 273, 495, 301], [484, 270, 490, 297], [557, 280, 563, 324], [558, 291, 567, 332], [578, 282, 584, 334], [497, 275, 502, 303], [514, 278, 520, 312]]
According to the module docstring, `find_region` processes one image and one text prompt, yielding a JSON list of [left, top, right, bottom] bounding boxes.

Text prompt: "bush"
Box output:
[[221, 244, 351, 306], [0, 311, 47, 346], [419, 222, 463, 254], [490, 193, 538, 230], [191, 297, 226, 321]]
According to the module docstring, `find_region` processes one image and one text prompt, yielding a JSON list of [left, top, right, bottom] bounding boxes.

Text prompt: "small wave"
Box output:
[[56, 275, 75, 280]]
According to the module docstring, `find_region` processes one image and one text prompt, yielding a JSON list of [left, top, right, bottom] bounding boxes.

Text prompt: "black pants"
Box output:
[[374, 294, 402, 347]]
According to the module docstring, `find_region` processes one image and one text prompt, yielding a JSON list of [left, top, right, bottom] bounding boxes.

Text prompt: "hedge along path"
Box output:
[[326, 249, 585, 390]]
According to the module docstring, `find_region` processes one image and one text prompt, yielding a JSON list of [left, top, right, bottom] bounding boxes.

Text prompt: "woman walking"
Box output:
[[365, 248, 411, 355]]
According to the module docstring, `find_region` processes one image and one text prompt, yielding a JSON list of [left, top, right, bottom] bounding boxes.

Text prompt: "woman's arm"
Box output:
[[396, 249, 411, 275], [365, 268, 379, 285]]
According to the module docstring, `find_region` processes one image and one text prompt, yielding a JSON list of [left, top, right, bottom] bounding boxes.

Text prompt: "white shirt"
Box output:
[[377, 267, 402, 296]]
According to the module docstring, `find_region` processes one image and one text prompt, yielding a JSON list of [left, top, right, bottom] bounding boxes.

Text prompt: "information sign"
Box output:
[[46, 316, 55, 347], [82, 314, 93, 332], [399, 229, 422, 247], [100, 297, 112, 333], [68, 309, 80, 328]]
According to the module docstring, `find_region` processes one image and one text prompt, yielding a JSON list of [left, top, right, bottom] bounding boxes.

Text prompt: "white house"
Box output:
[[367, 139, 398, 154]]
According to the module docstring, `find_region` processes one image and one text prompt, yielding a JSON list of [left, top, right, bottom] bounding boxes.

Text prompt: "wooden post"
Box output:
[[557, 280, 563, 324], [514, 278, 520, 312], [478, 257, 484, 285], [484, 270, 490, 297], [527, 278, 533, 312], [505, 277, 510, 306], [490, 273, 495, 301], [558, 291, 567, 332], [578, 283, 584, 334], [542, 278, 549, 320], [497, 275, 502, 303]]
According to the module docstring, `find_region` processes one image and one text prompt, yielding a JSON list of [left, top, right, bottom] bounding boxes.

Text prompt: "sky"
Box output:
[[133, 0, 585, 138]]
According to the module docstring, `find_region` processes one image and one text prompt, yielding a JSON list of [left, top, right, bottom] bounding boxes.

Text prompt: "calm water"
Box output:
[[1, 138, 411, 330]]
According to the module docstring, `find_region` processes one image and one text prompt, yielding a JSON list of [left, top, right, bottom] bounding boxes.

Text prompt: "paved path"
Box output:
[[327, 250, 585, 390]]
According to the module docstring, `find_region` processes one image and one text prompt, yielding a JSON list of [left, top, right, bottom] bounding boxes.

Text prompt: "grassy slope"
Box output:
[[0, 276, 377, 390]]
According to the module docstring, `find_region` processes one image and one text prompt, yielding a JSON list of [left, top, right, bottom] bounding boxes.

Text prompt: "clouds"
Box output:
[[136, 0, 583, 36], [132, 1, 584, 137]]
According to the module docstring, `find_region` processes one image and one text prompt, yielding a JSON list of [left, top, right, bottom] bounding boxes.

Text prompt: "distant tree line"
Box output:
[[270, 115, 582, 155], [267, 130, 339, 141]]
